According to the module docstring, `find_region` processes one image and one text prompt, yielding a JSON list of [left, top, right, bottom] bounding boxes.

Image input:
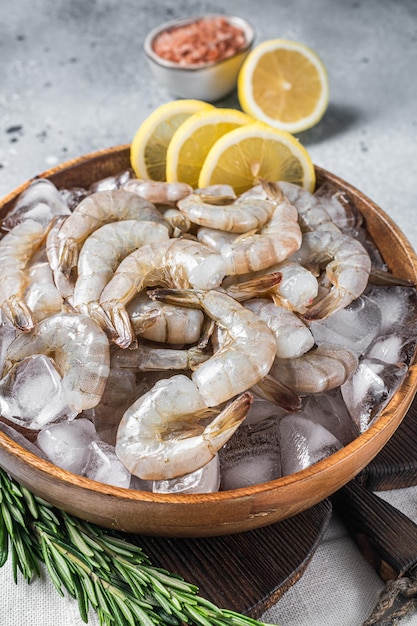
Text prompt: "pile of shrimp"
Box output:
[[0, 169, 412, 486]]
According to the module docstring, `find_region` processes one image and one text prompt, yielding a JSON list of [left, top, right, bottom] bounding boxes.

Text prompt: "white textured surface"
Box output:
[[1, 1, 417, 625]]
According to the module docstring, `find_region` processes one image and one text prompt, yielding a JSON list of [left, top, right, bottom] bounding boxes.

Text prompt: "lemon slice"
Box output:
[[130, 99, 213, 180], [166, 108, 253, 188], [238, 39, 329, 133], [198, 121, 315, 195]]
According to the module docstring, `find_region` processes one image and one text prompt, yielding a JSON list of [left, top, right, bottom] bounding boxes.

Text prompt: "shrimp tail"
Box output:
[[204, 392, 253, 451], [147, 287, 201, 308], [224, 272, 283, 302], [58, 237, 79, 277], [197, 317, 216, 350], [260, 178, 284, 202], [197, 193, 237, 205], [369, 268, 416, 288], [302, 289, 347, 321], [130, 307, 162, 336], [103, 303, 137, 349], [252, 375, 302, 413], [2, 296, 35, 332]]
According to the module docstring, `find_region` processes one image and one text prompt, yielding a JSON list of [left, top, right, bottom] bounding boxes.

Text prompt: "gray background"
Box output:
[[1, 0, 417, 249]]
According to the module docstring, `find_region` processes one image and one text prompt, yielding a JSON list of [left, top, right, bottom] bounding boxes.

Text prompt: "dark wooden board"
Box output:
[[134, 498, 332, 618], [357, 394, 417, 491], [332, 480, 417, 582]]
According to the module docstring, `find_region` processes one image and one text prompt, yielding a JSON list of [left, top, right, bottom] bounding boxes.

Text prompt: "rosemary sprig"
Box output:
[[0, 468, 274, 626]]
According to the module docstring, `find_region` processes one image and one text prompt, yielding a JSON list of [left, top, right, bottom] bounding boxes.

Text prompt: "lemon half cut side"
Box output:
[[198, 121, 316, 196], [166, 108, 253, 188], [130, 99, 213, 180], [238, 39, 329, 134]]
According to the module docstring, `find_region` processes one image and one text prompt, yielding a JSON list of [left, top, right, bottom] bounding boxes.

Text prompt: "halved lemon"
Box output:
[[198, 121, 315, 195], [166, 108, 253, 188], [130, 99, 213, 180], [238, 39, 329, 133]]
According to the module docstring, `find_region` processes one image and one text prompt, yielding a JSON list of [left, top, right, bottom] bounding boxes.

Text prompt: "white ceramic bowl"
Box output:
[[144, 14, 255, 102]]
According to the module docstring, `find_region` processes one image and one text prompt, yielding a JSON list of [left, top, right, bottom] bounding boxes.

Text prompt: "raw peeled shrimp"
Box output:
[[197, 226, 238, 253], [46, 216, 76, 299], [0, 219, 49, 331], [2, 313, 110, 412], [156, 206, 192, 234], [123, 179, 193, 204], [195, 183, 236, 200], [177, 191, 277, 233], [223, 261, 319, 314], [290, 230, 372, 319], [55, 189, 169, 276], [220, 182, 302, 275], [244, 298, 315, 359], [25, 260, 64, 322], [278, 181, 340, 233], [99, 239, 227, 348], [127, 291, 204, 345], [116, 375, 253, 480], [72, 219, 170, 324], [148, 288, 277, 406], [111, 343, 210, 371], [116, 287, 275, 479], [268, 344, 358, 394]]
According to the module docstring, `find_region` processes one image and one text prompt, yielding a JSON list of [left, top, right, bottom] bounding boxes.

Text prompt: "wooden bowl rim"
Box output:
[[1, 144, 417, 508]]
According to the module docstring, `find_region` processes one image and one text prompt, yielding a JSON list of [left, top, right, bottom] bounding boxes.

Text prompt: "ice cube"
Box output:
[[303, 388, 359, 445], [0, 316, 18, 373], [0, 420, 49, 460], [341, 358, 408, 432], [314, 182, 363, 236], [0, 354, 77, 429], [85, 440, 131, 488], [129, 475, 153, 492], [219, 416, 281, 490], [365, 285, 417, 336], [279, 414, 343, 476], [90, 367, 137, 445], [310, 295, 382, 355], [153, 455, 220, 494], [366, 334, 417, 366], [90, 169, 133, 193], [59, 187, 88, 211], [2, 179, 70, 230], [36, 418, 96, 474]]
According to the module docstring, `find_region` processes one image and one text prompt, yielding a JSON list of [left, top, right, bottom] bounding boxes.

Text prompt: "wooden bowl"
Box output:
[[0, 145, 416, 537]]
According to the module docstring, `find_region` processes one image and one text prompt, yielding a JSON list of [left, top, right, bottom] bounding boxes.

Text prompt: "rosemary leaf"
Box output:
[[64, 518, 96, 558], [93, 578, 114, 619], [73, 573, 90, 624], [126, 598, 161, 626], [150, 586, 175, 616], [184, 604, 216, 626], [1, 501, 14, 536], [21, 485, 40, 519], [40, 534, 65, 596], [143, 565, 200, 593], [0, 507, 9, 567], [80, 569, 99, 608]]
